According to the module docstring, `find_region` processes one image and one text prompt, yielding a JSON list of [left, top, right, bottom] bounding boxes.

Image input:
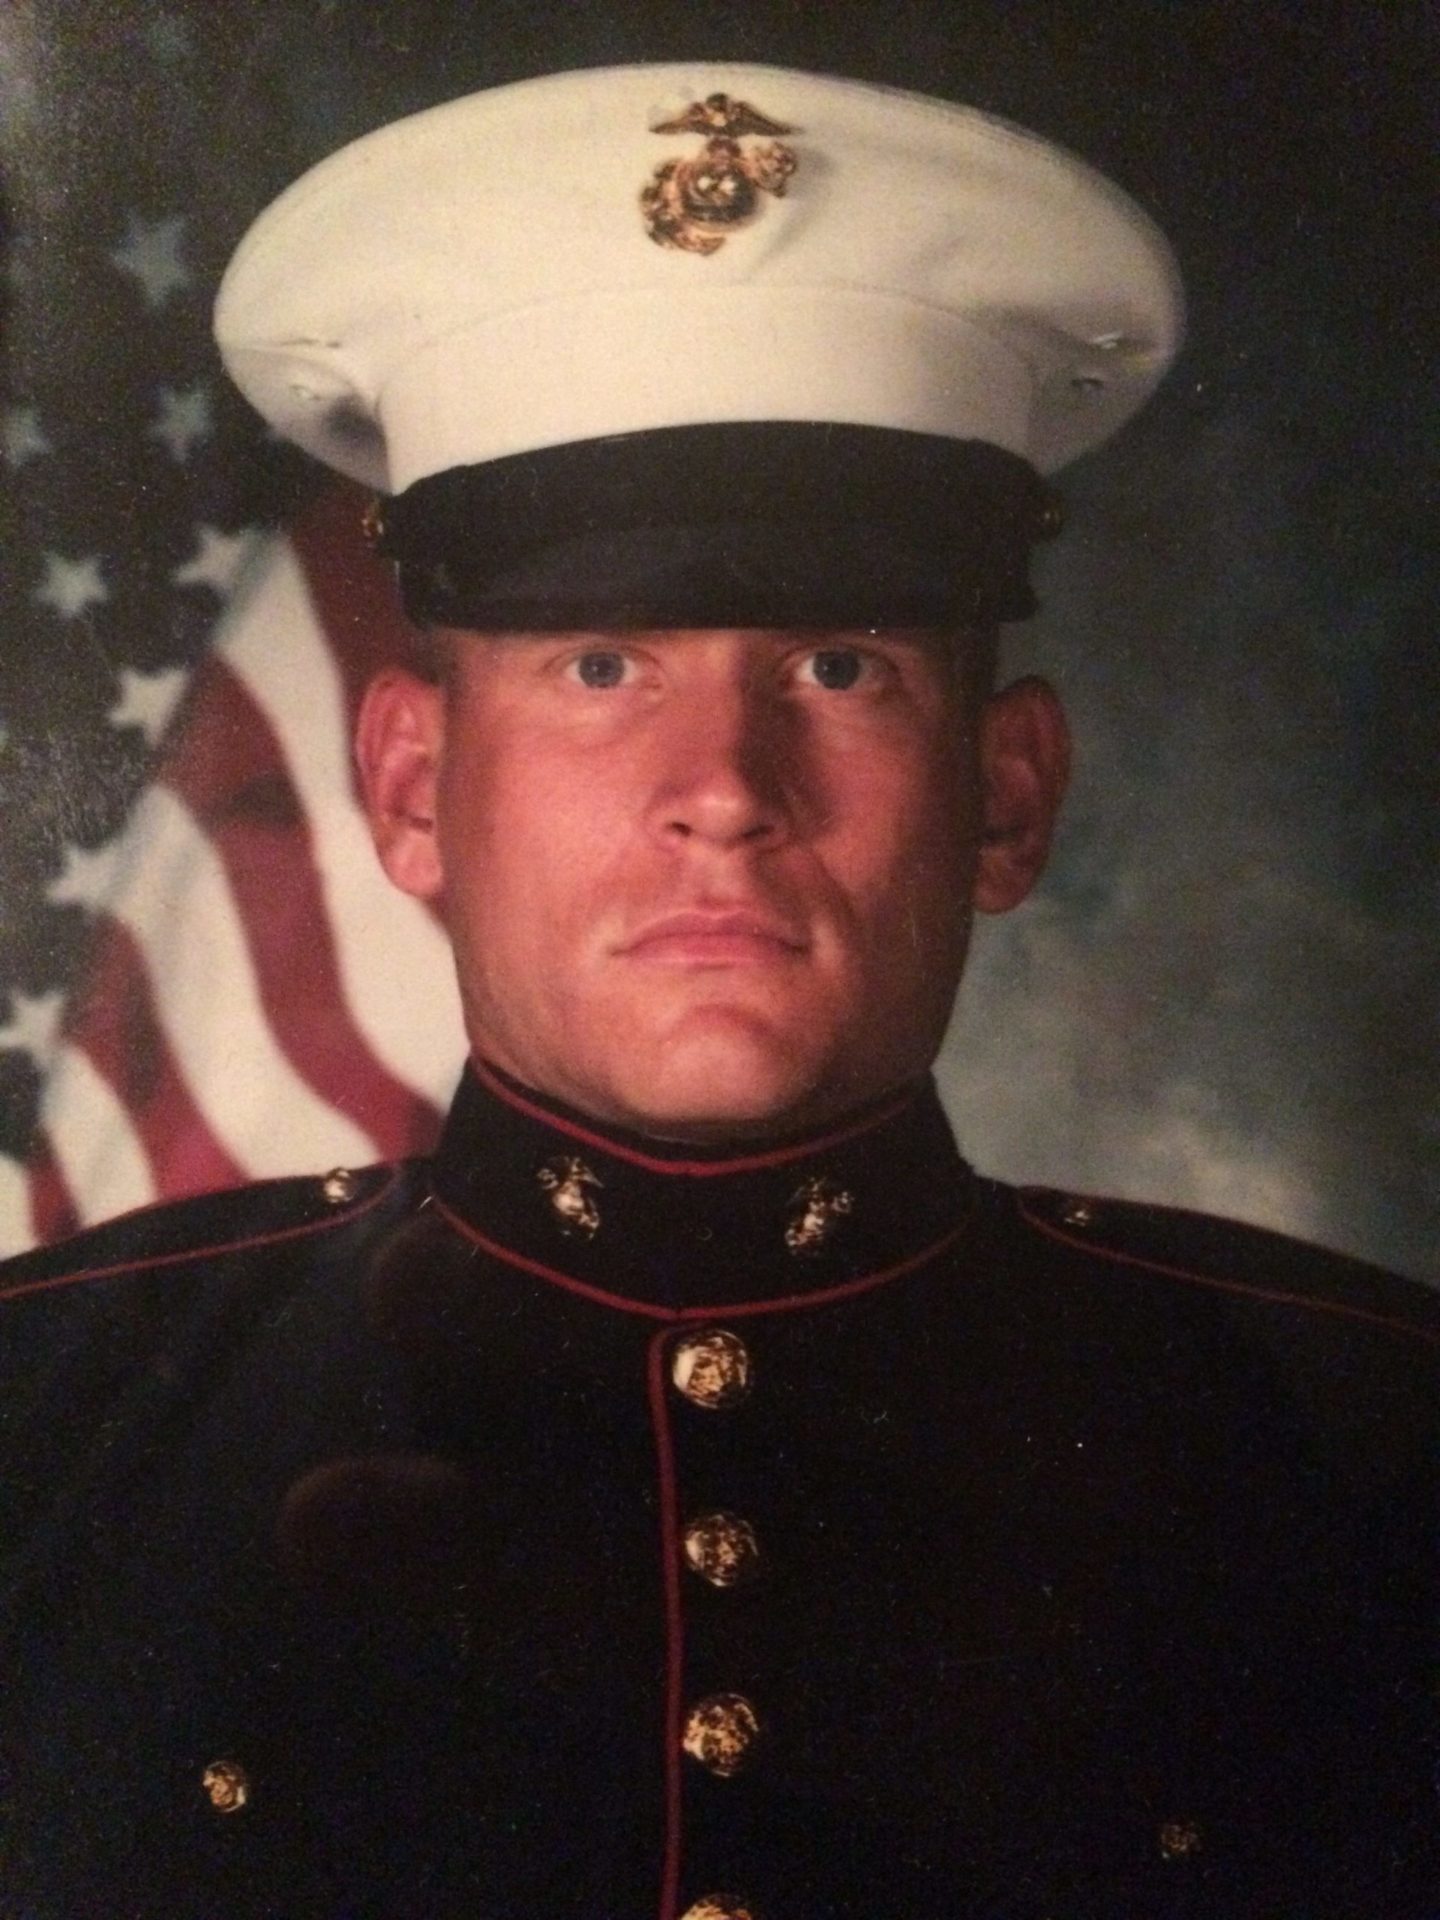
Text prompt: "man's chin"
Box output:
[[589, 1017, 840, 1144]]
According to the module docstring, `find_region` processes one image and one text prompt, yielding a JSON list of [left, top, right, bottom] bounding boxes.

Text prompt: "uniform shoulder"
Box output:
[[0, 1161, 412, 1304], [1011, 1183, 1439, 1348]]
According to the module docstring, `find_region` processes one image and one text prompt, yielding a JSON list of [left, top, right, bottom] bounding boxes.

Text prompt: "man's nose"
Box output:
[[649, 678, 793, 850]]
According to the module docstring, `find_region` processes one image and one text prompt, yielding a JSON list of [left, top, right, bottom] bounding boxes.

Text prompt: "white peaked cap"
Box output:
[[215, 63, 1183, 496]]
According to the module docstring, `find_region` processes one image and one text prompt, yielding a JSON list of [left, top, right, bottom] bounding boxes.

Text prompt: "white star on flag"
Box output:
[[149, 382, 213, 463], [107, 664, 190, 747], [0, 990, 66, 1070], [171, 523, 258, 598], [35, 552, 109, 620], [3, 404, 51, 468], [46, 836, 125, 915], [109, 212, 190, 309]]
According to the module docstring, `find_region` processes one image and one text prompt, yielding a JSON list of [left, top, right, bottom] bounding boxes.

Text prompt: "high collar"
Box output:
[[429, 1060, 977, 1313]]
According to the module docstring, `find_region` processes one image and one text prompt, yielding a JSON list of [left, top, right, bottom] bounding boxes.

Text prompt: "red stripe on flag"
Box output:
[[19, 487, 445, 1248], [26, 1130, 79, 1246], [64, 920, 246, 1198], [158, 656, 439, 1159]]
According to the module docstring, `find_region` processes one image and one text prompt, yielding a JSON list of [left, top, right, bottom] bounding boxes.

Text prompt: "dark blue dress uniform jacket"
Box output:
[[1, 1064, 1435, 1918]]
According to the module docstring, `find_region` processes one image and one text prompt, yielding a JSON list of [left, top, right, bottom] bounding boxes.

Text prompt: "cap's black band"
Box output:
[[377, 424, 1060, 631]]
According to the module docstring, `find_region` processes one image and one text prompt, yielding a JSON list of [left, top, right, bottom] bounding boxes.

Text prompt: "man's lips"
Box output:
[[617, 910, 809, 965]]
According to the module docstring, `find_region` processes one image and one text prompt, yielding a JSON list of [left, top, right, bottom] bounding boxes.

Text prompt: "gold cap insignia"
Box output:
[[642, 93, 798, 255]]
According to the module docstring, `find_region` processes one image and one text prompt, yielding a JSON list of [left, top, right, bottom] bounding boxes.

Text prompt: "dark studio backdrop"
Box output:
[[0, 2, 1434, 1280]]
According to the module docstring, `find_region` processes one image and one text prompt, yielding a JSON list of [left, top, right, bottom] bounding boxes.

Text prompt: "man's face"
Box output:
[[360, 628, 1063, 1140]]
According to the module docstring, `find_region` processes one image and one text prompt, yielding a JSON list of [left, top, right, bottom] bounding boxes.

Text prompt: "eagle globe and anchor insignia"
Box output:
[[785, 1175, 854, 1255], [537, 1156, 604, 1238], [641, 94, 799, 254]]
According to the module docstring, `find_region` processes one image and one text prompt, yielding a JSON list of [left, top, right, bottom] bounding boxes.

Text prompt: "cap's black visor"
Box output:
[[376, 423, 1060, 631]]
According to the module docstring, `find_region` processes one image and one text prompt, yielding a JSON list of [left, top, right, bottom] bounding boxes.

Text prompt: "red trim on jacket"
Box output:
[[0, 1168, 404, 1303], [1017, 1190, 1440, 1346], [471, 1057, 915, 1179], [431, 1190, 968, 1321], [647, 1328, 687, 1920]]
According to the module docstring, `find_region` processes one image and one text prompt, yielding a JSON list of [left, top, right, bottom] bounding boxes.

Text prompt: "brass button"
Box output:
[[680, 1899, 761, 1920], [201, 1759, 251, 1813], [1060, 1196, 1095, 1228], [1159, 1817, 1202, 1860], [322, 1167, 357, 1206], [682, 1692, 761, 1776], [683, 1511, 760, 1589], [671, 1329, 751, 1410]]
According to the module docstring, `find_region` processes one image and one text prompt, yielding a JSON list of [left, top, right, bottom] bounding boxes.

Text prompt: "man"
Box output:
[[0, 64, 1434, 1919]]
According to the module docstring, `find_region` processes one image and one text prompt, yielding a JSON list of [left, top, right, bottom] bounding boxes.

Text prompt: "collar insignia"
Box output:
[[785, 1175, 854, 1255], [537, 1155, 603, 1238]]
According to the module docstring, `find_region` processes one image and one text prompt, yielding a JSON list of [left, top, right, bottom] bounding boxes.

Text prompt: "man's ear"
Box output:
[[971, 675, 1071, 914], [354, 669, 447, 902]]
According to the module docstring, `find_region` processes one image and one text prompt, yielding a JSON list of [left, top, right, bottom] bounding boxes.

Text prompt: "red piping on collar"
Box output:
[[430, 1188, 968, 1320], [0, 1168, 404, 1303], [471, 1059, 915, 1178]]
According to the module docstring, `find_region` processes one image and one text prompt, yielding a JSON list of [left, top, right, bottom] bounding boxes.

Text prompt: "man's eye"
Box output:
[[797, 648, 868, 691], [568, 650, 631, 689]]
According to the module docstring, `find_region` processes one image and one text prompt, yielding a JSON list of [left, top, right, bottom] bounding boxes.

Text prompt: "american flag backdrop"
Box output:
[[0, 12, 466, 1253], [0, 488, 464, 1251], [1, 6, 1434, 1277]]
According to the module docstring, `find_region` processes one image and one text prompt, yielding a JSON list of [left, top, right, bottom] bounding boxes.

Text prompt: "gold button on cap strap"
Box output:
[[680, 1898, 762, 1920], [682, 1692, 761, 1776], [682, 1511, 761, 1588], [671, 1329, 752, 1410]]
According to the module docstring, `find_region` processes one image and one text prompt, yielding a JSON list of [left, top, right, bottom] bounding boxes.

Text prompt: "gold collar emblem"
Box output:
[[537, 1156, 603, 1238], [641, 93, 798, 254], [785, 1175, 854, 1255]]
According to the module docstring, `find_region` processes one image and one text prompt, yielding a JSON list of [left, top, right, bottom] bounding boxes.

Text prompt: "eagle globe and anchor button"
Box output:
[[683, 1510, 761, 1588], [671, 1328, 752, 1410], [682, 1692, 762, 1777], [200, 1759, 251, 1814]]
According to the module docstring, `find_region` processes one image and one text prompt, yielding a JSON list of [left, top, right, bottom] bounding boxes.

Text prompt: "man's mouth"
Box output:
[[617, 909, 809, 966]]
